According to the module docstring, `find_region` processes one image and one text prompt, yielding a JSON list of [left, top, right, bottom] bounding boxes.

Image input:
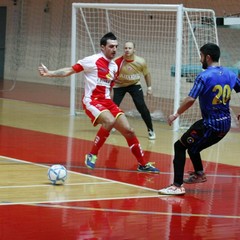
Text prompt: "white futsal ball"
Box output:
[[48, 164, 67, 185]]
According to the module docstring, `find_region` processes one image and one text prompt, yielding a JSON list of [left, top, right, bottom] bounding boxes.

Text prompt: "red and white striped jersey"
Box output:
[[72, 52, 118, 101]]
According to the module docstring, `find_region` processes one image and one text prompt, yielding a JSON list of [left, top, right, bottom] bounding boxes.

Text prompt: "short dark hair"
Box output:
[[100, 32, 117, 46], [200, 43, 220, 62]]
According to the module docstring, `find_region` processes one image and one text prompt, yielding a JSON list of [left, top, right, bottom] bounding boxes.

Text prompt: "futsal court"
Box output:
[[0, 82, 239, 240]]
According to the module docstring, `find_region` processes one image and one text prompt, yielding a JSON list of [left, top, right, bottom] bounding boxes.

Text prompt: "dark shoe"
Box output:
[[183, 172, 207, 184]]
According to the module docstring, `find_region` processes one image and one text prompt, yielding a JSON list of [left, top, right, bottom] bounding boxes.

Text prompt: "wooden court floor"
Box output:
[[0, 96, 240, 239]]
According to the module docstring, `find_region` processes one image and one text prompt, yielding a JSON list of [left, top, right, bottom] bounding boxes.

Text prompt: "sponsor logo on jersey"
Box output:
[[119, 73, 140, 80], [97, 77, 111, 87]]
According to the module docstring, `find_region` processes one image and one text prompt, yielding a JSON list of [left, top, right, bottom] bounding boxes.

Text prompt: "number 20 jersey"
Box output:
[[189, 66, 240, 131]]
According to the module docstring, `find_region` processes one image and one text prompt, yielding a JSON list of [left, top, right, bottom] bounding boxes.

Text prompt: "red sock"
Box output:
[[90, 127, 110, 155], [126, 136, 147, 166]]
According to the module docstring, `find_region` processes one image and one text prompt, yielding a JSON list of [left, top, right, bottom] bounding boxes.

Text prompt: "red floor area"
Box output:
[[1, 200, 239, 240], [0, 125, 240, 239]]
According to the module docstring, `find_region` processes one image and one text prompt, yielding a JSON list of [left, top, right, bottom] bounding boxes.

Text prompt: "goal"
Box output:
[[71, 3, 218, 131]]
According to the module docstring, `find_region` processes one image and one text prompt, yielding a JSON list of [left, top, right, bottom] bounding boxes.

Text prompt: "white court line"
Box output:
[[0, 155, 158, 192], [160, 172, 240, 179], [0, 155, 159, 206], [1, 156, 239, 220], [0, 195, 160, 206], [0, 182, 113, 189], [34, 203, 240, 220]]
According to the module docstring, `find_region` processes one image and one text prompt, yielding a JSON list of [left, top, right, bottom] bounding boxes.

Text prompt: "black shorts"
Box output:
[[180, 119, 228, 153]]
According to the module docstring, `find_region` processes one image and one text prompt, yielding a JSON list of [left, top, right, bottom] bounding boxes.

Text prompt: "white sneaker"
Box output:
[[148, 130, 156, 140], [158, 184, 185, 195]]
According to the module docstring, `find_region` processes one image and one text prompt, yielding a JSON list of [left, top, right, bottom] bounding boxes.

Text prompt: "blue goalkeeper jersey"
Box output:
[[189, 66, 240, 132]]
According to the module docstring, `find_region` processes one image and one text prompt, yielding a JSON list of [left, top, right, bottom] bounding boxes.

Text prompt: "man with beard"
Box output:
[[158, 43, 240, 195]]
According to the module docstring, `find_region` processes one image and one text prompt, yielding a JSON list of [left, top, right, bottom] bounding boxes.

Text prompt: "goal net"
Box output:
[[71, 3, 218, 131]]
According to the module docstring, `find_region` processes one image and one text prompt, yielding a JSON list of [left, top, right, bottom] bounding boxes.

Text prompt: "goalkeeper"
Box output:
[[113, 41, 156, 140]]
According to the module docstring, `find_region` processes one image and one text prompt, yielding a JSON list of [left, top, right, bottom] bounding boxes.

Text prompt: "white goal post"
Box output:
[[70, 3, 218, 131]]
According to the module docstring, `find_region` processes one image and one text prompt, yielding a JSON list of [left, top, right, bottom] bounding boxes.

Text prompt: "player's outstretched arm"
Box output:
[[168, 96, 195, 126], [38, 63, 75, 78]]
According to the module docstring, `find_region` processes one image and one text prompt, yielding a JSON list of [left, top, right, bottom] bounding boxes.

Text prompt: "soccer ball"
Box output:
[[47, 164, 67, 185]]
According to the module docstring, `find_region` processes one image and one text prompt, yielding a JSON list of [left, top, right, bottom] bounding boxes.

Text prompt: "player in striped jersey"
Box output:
[[159, 43, 240, 195], [38, 32, 159, 174]]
